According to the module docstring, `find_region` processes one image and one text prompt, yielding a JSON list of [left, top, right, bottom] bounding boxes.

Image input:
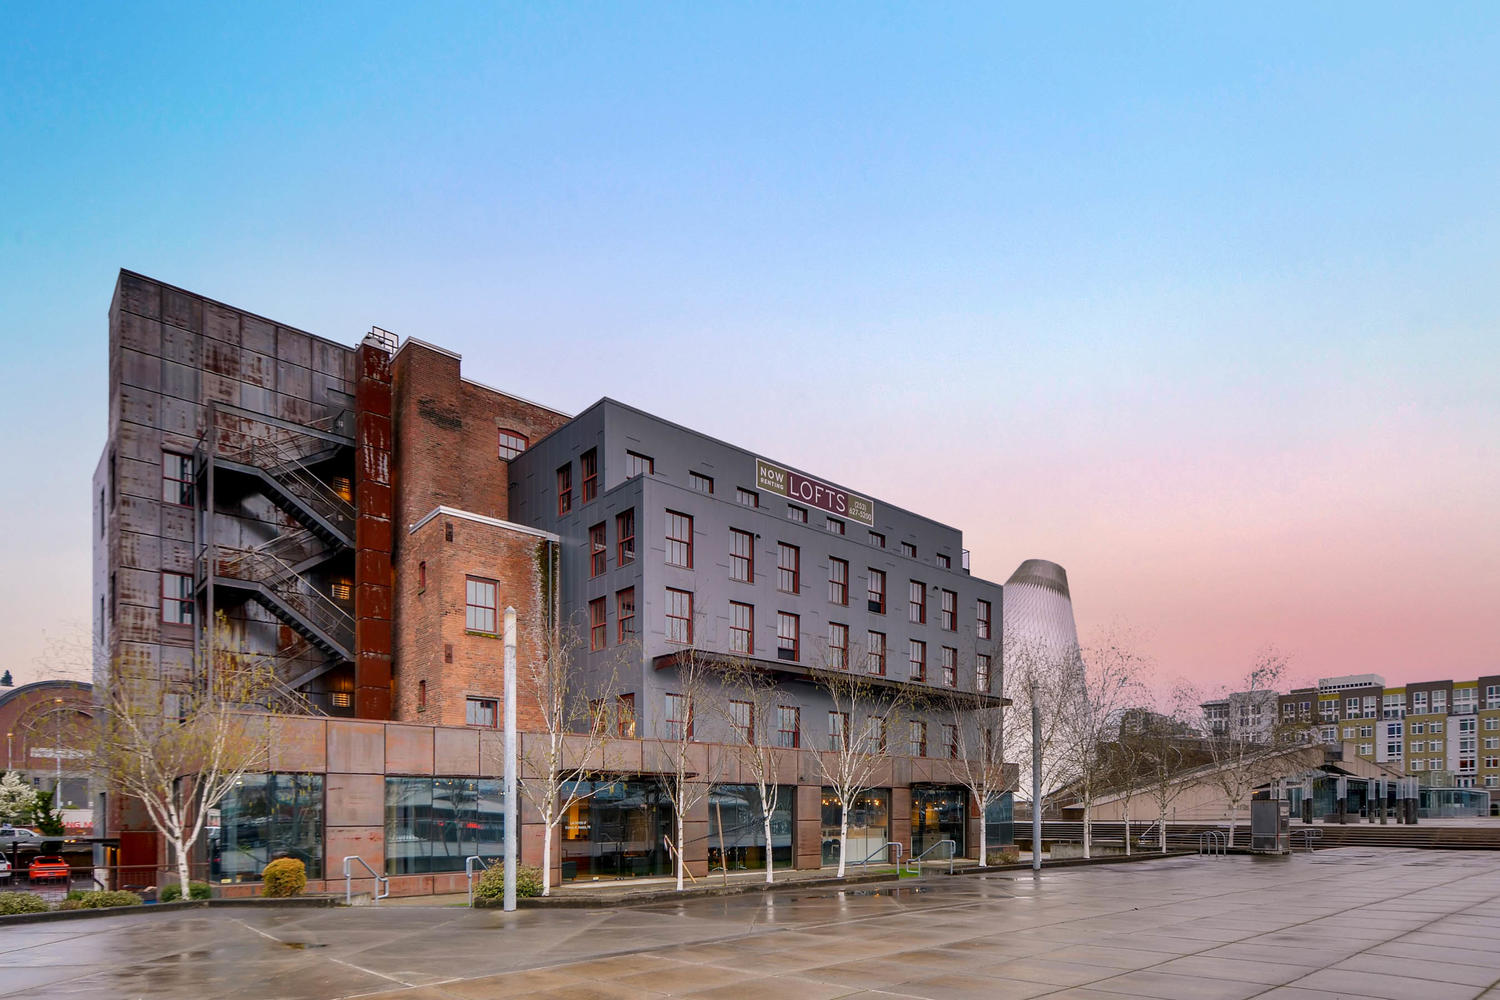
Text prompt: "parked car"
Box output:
[[28, 856, 69, 883], [0, 856, 11, 880], [0, 825, 44, 848]]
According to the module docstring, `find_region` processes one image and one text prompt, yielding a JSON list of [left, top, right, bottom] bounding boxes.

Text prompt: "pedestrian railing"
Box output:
[[1198, 831, 1227, 857], [1294, 828, 1322, 852], [857, 841, 904, 871], [343, 855, 389, 905], [465, 855, 498, 907], [905, 839, 956, 876]]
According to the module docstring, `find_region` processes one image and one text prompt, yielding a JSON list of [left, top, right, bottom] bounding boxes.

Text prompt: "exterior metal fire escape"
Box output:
[[193, 402, 357, 714]]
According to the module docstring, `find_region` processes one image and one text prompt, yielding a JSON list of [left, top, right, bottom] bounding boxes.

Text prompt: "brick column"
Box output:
[[354, 340, 394, 719]]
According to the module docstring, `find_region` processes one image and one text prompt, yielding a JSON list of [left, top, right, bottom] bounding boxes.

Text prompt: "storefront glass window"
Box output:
[[984, 793, 1014, 850], [820, 787, 890, 866], [708, 784, 795, 872], [384, 777, 504, 875], [209, 773, 324, 882], [911, 785, 967, 859], [559, 780, 673, 880]]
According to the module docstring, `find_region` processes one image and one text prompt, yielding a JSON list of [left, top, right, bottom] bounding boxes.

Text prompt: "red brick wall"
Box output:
[[354, 342, 395, 719]]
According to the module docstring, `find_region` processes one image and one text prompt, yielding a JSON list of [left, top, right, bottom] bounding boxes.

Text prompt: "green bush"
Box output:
[[261, 857, 307, 898], [160, 881, 212, 902], [473, 863, 543, 902], [986, 846, 1022, 866], [0, 892, 50, 915], [56, 890, 142, 910]]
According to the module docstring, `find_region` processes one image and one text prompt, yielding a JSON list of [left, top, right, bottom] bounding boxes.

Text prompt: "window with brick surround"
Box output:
[[497, 429, 528, 460], [161, 451, 192, 506], [556, 464, 572, 515], [665, 510, 693, 568], [940, 646, 957, 687], [589, 597, 606, 650], [665, 693, 692, 741], [466, 577, 498, 634], [867, 569, 885, 613], [616, 588, 635, 642], [787, 504, 807, 523], [909, 580, 926, 624], [977, 599, 991, 640], [589, 522, 607, 577], [828, 622, 848, 669], [690, 471, 714, 494], [976, 654, 991, 692], [909, 639, 926, 682], [730, 601, 754, 654], [730, 529, 754, 583], [581, 449, 598, 503], [616, 509, 635, 565], [161, 571, 193, 625], [825, 516, 844, 535], [828, 557, 848, 605], [417, 680, 427, 712], [777, 543, 799, 594], [466, 697, 498, 727], [736, 488, 759, 508], [729, 700, 753, 744], [626, 451, 654, 477], [867, 630, 886, 675], [939, 589, 956, 631], [776, 706, 800, 748], [418, 561, 427, 591], [909, 720, 927, 757], [617, 693, 636, 737], [777, 612, 800, 661], [665, 588, 693, 644]]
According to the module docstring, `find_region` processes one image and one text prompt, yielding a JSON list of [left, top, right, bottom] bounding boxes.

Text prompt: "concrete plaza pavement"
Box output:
[[4, 848, 1500, 999]]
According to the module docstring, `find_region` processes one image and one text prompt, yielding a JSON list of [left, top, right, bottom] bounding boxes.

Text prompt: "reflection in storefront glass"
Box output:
[[559, 780, 673, 880], [708, 784, 795, 872], [209, 773, 324, 882], [820, 787, 890, 866]]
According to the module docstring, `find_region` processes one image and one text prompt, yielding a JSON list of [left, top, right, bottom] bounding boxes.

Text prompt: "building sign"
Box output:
[[755, 458, 875, 527]]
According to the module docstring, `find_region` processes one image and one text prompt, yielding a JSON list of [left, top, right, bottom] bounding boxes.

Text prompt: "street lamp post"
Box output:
[[53, 698, 64, 801]]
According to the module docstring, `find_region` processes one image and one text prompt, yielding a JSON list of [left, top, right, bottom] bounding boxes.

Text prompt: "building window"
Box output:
[[617, 693, 636, 737], [869, 531, 885, 548], [729, 700, 753, 744], [213, 774, 325, 882], [826, 517, 845, 535], [976, 654, 991, 692], [589, 597, 606, 651], [417, 680, 427, 712], [736, 488, 759, 508], [161, 571, 194, 625], [909, 720, 927, 757], [942, 724, 958, 759], [867, 569, 886, 613], [936, 553, 951, 570], [909, 580, 926, 624], [901, 542, 917, 559], [778, 543, 800, 594], [1487, 685, 1500, 709], [615, 509, 635, 565], [556, 465, 573, 515], [829, 711, 848, 751], [867, 631, 886, 675], [866, 716, 887, 753], [940, 647, 957, 687], [665, 693, 692, 741], [466, 697, 498, 727], [730, 529, 755, 583], [939, 589, 957, 630], [497, 429, 528, 460], [776, 706, 800, 748], [466, 577, 498, 634], [580, 449, 598, 503], [787, 504, 807, 523], [162, 451, 192, 506], [828, 557, 848, 605], [616, 588, 635, 642], [690, 472, 714, 494], [909, 640, 926, 682], [665, 588, 693, 644], [626, 451, 654, 477], [777, 612, 800, 661], [730, 602, 754, 654], [828, 622, 848, 670], [977, 599, 992, 640], [589, 523, 607, 577], [418, 561, 427, 591], [665, 510, 693, 568]]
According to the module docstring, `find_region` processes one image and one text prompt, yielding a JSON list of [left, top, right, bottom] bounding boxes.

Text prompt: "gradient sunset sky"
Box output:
[[2, 4, 1496, 692]]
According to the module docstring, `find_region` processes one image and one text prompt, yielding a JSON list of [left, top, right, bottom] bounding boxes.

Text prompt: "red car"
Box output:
[[28, 856, 69, 883]]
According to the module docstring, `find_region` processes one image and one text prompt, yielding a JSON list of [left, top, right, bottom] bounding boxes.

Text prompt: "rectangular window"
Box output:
[[589, 522, 607, 577], [787, 504, 808, 523], [615, 509, 635, 565], [901, 542, 917, 558], [730, 529, 755, 583], [466, 697, 498, 727], [828, 557, 848, 605], [616, 588, 635, 642], [777, 612, 800, 661], [465, 577, 498, 634], [829, 711, 848, 751], [690, 472, 714, 494], [825, 516, 845, 535], [579, 449, 598, 503], [867, 631, 886, 675], [418, 560, 427, 591], [976, 654, 991, 692], [940, 646, 957, 687], [869, 531, 886, 548], [736, 487, 759, 508], [866, 716, 887, 753], [556, 464, 573, 515], [828, 622, 848, 670], [729, 700, 753, 744], [665, 588, 693, 644], [1488, 685, 1500, 709], [730, 602, 754, 654], [161, 571, 194, 625], [626, 451, 654, 477], [977, 599, 992, 639], [778, 543, 800, 593], [936, 553, 951, 570], [665, 693, 692, 741], [909, 580, 926, 624], [776, 706, 800, 748], [161, 451, 192, 506], [1434, 691, 1448, 712], [909, 720, 927, 757], [909, 640, 926, 682], [589, 597, 606, 651], [665, 510, 693, 568], [617, 693, 636, 738], [867, 569, 886, 613], [939, 589, 957, 630], [942, 724, 959, 759], [497, 429, 528, 460]]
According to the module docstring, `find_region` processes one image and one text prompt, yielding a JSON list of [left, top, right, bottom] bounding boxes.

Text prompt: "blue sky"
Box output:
[[2, 3, 1497, 690]]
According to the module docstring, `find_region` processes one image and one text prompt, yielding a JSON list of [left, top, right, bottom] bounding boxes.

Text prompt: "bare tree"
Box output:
[[714, 657, 790, 884], [936, 686, 1010, 866], [650, 643, 725, 891], [1196, 647, 1293, 846], [1060, 629, 1147, 859], [1131, 686, 1203, 853]]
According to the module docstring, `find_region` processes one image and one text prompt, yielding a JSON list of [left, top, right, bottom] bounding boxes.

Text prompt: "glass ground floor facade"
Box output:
[[559, 779, 674, 880], [208, 773, 325, 882], [708, 784, 795, 872]]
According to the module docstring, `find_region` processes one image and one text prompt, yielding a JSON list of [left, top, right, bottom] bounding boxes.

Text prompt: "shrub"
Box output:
[[0, 892, 49, 915], [160, 881, 212, 902], [986, 846, 1022, 866], [261, 858, 307, 898], [57, 890, 143, 910], [473, 863, 543, 902]]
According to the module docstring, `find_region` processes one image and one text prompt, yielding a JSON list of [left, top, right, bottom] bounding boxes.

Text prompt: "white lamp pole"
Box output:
[[503, 607, 518, 913]]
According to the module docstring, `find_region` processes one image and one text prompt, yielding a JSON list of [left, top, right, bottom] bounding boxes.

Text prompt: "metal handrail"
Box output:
[[343, 855, 389, 905], [212, 419, 355, 535], [1197, 831, 1226, 857], [217, 546, 354, 650], [856, 841, 904, 870], [906, 839, 956, 876], [465, 855, 499, 907], [1294, 828, 1322, 852]]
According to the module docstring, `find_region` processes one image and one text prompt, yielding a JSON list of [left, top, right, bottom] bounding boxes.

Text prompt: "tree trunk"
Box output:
[[173, 834, 191, 899], [1226, 806, 1237, 848], [541, 819, 554, 896], [1123, 799, 1131, 856], [1159, 804, 1168, 853], [977, 804, 988, 867], [763, 809, 774, 884], [675, 808, 685, 891], [836, 804, 849, 878], [1082, 801, 1092, 860]]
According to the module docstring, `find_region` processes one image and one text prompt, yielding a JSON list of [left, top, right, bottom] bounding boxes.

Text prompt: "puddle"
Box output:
[[280, 942, 327, 950]]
